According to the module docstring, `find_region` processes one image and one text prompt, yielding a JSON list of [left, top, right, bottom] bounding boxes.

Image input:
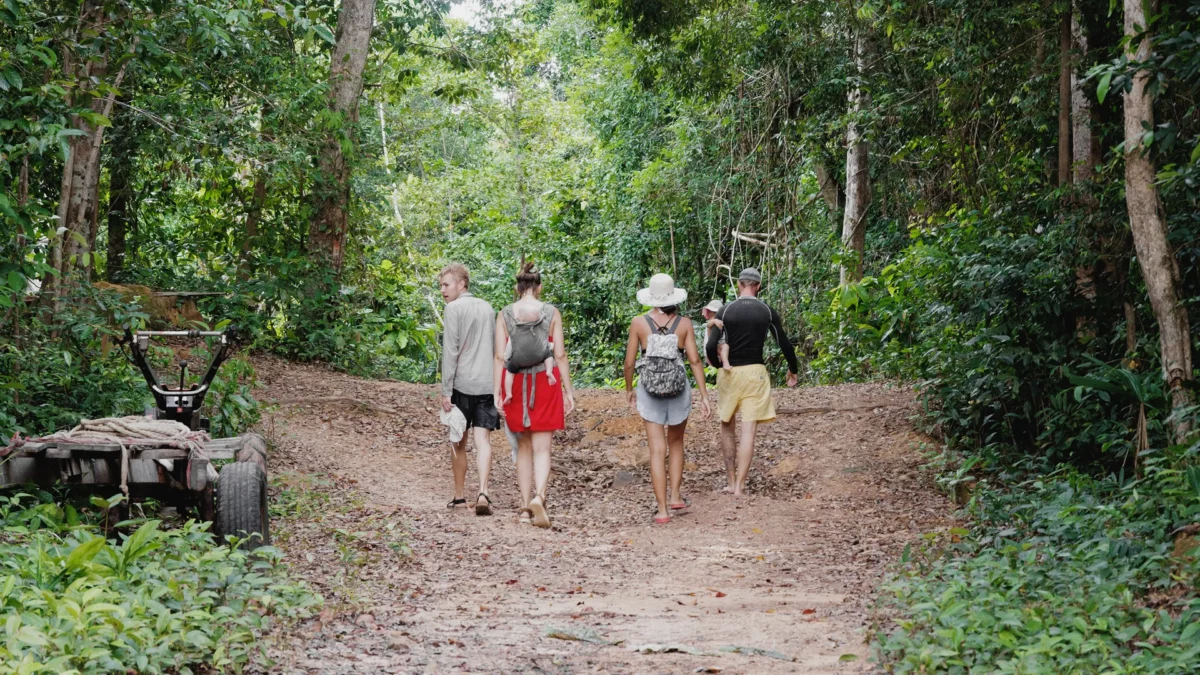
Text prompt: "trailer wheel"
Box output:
[[216, 462, 270, 550]]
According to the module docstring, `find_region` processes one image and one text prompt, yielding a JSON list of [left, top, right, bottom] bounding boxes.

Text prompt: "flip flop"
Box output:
[[447, 497, 467, 509], [476, 493, 493, 516], [653, 514, 671, 524], [529, 496, 551, 529], [669, 498, 690, 511]]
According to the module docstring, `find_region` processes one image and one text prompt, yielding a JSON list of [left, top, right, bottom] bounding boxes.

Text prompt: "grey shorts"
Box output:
[[636, 381, 693, 426]]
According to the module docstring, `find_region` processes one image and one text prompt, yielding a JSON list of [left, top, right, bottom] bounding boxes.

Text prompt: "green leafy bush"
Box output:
[[875, 443, 1200, 673], [0, 491, 319, 674], [0, 287, 149, 438]]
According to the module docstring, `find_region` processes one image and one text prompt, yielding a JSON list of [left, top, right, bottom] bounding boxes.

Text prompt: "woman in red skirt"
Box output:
[[493, 263, 576, 528]]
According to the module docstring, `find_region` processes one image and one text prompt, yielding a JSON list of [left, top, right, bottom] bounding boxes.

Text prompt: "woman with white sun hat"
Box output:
[[622, 273, 711, 524]]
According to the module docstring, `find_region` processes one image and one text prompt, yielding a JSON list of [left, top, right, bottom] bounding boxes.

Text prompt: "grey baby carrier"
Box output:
[[637, 315, 687, 398], [503, 304, 554, 372]]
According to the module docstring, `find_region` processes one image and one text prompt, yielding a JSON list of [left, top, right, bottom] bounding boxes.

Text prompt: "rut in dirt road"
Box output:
[[253, 357, 954, 674]]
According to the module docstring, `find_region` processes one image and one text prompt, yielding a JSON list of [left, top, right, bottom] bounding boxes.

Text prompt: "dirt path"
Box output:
[[252, 357, 953, 674]]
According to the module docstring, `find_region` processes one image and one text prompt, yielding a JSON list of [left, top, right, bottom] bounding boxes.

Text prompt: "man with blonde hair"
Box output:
[[439, 263, 499, 515]]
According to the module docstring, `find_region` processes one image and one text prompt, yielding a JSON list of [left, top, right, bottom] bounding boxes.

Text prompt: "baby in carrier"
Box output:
[[502, 304, 556, 405]]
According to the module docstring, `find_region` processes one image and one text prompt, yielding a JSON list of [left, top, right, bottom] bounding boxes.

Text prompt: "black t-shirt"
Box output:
[[705, 297, 798, 373]]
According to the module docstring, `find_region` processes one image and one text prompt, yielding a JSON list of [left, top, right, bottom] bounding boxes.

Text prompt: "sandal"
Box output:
[[669, 498, 690, 511], [476, 493, 493, 516], [518, 508, 532, 525], [529, 496, 551, 529], [653, 513, 671, 524], [447, 497, 467, 508]]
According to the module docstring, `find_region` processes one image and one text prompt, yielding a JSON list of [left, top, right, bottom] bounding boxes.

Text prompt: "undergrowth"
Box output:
[[873, 442, 1200, 673], [0, 489, 320, 674]]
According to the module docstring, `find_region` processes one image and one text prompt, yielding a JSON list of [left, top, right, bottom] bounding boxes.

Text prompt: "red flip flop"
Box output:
[[653, 514, 671, 524], [669, 498, 690, 511]]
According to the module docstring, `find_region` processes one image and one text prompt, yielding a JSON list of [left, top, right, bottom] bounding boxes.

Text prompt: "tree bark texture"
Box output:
[[308, 0, 377, 273], [42, 1, 130, 305], [1072, 5, 1098, 332], [840, 32, 871, 286], [1070, 8, 1095, 184], [815, 161, 844, 216], [1123, 0, 1194, 442], [106, 125, 136, 282], [1057, 12, 1072, 187], [241, 104, 272, 278]]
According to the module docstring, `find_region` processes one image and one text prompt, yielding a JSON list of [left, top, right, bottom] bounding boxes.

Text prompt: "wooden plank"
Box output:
[[129, 459, 162, 484], [40, 444, 187, 458]]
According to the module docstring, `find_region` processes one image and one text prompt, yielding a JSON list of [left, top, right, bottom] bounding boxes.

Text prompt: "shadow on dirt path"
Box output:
[[251, 356, 953, 674]]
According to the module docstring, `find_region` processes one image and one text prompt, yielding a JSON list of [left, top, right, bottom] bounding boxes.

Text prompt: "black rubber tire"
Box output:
[[216, 462, 270, 550]]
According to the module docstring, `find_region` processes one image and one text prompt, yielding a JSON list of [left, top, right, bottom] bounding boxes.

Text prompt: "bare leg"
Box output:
[[733, 419, 759, 496], [720, 419, 737, 492], [474, 427, 493, 509], [719, 343, 732, 372], [450, 436, 468, 501], [529, 431, 554, 528], [645, 421, 669, 518], [544, 355, 557, 384], [515, 432, 534, 509], [667, 420, 687, 506], [503, 371, 514, 404], [532, 431, 553, 501]]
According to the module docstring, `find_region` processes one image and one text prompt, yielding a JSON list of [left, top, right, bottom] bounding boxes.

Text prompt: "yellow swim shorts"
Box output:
[[716, 364, 776, 424]]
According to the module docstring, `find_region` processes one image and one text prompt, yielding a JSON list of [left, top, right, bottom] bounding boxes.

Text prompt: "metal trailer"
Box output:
[[0, 328, 270, 548]]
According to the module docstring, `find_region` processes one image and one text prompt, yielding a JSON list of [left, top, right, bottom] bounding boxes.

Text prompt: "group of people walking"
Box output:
[[438, 262, 797, 528]]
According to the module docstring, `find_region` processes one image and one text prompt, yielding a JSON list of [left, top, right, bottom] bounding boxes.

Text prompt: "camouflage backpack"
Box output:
[[636, 315, 687, 398]]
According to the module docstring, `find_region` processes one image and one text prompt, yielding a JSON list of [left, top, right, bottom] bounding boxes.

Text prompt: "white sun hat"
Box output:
[[636, 273, 688, 308], [703, 299, 724, 313]]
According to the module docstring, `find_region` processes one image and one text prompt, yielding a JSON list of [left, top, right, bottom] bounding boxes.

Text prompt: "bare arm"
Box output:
[[551, 309, 575, 414], [681, 319, 712, 420], [623, 320, 640, 394], [680, 320, 708, 399], [493, 313, 507, 408], [441, 304, 460, 398]]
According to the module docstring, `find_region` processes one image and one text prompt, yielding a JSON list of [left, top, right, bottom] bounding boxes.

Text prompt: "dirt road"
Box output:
[[252, 357, 952, 673]]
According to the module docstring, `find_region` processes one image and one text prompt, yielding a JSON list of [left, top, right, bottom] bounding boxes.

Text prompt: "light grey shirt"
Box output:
[[441, 292, 496, 397]]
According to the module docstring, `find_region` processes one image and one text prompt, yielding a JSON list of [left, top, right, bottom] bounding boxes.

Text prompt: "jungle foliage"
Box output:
[[2, 0, 1200, 670]]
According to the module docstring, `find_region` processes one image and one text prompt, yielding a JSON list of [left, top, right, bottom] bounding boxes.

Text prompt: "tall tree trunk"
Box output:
[[840, 32, 871, 286], [1070, 9, 1095, 185], [308, 0, 377, 273], [815, 161, 844, 217], [1057, 12, 1072, 187], [241, 104, 272, 279], [106, 124, 136, 282], [1123, 0, 1194, 442], [1072, 5, 1098, 334], [42, 6, 129, 305]]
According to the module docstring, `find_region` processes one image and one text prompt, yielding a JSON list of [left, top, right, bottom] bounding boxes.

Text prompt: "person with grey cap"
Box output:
[[623, 273, 711, 524], [705, 267, 799, 496], [700, 299, 724, 367]]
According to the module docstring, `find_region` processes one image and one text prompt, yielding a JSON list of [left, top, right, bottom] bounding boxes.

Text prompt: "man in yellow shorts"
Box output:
[[705, 268, 799, 496]]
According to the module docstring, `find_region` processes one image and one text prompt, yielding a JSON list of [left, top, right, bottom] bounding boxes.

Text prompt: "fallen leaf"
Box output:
[[802, 608, 816, 615], [719, 645, 794, 661], [628, 643, 712, 656], [544, 626, 622, 645]]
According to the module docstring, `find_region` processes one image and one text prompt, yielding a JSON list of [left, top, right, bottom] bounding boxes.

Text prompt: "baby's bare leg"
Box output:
[[544, 354, 557, 384], [503, 370, 515, 404], [719, 343, 732, 372]]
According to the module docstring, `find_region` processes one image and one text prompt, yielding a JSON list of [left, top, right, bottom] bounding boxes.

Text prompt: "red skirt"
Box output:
[[503, 366, 565, 433]]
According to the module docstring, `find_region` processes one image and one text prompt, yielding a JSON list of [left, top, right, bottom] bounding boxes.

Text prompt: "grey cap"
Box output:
[[738, 267, 762, 283]]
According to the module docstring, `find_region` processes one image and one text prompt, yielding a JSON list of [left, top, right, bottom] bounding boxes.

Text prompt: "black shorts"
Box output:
[[451, 390, 501, 431]]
